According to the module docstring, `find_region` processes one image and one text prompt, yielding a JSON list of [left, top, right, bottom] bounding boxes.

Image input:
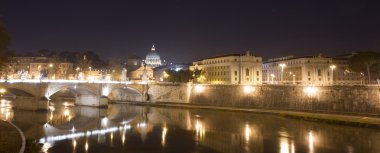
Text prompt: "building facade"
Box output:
[[262, 54, 362, 85], [145, 44, 162, 68], [191, 51, 262, 84], [3, 56, 73, 80]]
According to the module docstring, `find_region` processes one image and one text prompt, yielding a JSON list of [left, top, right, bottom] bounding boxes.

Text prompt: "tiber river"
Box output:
[[1, 99, 380, 153]]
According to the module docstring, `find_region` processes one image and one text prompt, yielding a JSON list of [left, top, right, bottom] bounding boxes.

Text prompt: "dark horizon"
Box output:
[[1, 0, 380, 63]]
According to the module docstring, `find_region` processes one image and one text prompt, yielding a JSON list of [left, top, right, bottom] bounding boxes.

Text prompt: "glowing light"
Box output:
[[122, 132, 126, 145], [102, 86, 110, 96], [0, 88, 6, 94], [41, 142, 52, 153], [72, 139, 77, 149], [71, 126, 75, 132], [194, 85, 204, 93], [49, 112, 53, 120], [195, 119, 205, 141], [49, 64, 53, 68], [309, 131, 314, 153], [101, 117, 108, 127], [137, 122, 146, 128], [162, 126, 168, 146], [280, 137, 290, 153], [39, 126, 121, 144], [330, 65, 336, 70], [304, 86, 318, 96], [163, 71, 169, 78], [243, 85, 254, 94], [244, 124, 251, 142], [63, 109, 70, 116], [85, 141, 89, 152], [279, 63, 287, 71]]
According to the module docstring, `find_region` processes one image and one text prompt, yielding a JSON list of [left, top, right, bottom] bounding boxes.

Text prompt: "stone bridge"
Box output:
[[0, 81, 149, 110]]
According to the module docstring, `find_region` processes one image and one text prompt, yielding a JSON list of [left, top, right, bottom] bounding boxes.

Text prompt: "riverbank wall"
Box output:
[[147, 84, 380, 116]]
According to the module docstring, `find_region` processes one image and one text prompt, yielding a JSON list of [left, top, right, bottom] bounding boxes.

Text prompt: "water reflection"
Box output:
[[1, 101, 380, 153], [309, 131, 314, 153]]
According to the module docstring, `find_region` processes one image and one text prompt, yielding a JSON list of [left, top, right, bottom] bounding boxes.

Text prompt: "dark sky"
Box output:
[[1, 0, 380, 63]]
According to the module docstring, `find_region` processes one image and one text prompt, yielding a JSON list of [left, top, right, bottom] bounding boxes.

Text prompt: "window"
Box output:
[[256, 71, 259, 76], [234, 71, 237, 76], [317, 69, 321, 76], [308, 72, 310, 76], [246, 68, 249, 76]]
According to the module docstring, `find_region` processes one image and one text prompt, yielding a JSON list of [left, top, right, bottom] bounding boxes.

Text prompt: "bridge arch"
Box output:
[[108, 87, 143, 101], [2, 87, 36, 97], [45, 84, 99, 99]]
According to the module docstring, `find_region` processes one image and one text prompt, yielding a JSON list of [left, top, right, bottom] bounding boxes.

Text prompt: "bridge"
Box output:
[[0, 80, 150, 110]]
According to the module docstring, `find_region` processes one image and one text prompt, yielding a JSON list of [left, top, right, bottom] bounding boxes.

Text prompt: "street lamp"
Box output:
[[290, 72, 296, 85], [330, 65, 336, 84], [279, 63, 286, 84], [75, 67, 80, 79]]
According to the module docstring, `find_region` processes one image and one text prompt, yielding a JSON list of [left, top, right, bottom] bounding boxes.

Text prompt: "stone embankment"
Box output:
[[138, 84, 380, 128]]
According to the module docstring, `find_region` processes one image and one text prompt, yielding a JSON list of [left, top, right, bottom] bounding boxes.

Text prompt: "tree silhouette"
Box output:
[[348, 52, 380, 83]]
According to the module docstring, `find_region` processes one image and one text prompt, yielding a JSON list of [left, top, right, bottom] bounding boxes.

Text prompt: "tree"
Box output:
[[0, 19, 11, 73], [192, 68, 205, 83], [164, 69, 193, 83], [107, 58, 125, 81], [348, 52, 380, 83]]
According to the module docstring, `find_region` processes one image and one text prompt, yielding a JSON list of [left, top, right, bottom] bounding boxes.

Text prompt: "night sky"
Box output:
[[1, 0, 380, 63]]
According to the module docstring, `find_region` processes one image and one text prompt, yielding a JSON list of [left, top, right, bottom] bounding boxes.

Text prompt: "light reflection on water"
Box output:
[[0, 100, 380, 153]]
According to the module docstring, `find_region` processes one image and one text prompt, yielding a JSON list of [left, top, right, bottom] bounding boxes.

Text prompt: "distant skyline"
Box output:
[[1, 0, 380, 63]]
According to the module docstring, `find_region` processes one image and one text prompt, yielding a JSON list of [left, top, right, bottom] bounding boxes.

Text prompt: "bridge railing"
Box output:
[[0, 79, 149, 84]]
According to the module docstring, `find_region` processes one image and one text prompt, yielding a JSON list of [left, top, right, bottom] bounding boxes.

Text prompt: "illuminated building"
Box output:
[[262, 54, 362, 85], [145, 44, 162, 68], [191, 51, 262, 84], [2, 56, 73, 80]]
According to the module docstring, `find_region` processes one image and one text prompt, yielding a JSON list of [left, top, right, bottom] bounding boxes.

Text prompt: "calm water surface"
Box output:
[[1, 99, 380, 153]]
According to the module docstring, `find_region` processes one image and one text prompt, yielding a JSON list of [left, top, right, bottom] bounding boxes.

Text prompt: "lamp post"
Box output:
[[329, 65, 336, 85], [48, 64, 54, 80], [76, 67, 80, 80], [279, 63, 286, 84], [290, 72, 296, 85]]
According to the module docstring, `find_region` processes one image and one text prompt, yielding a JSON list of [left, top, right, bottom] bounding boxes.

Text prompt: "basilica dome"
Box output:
[[145, 44, 162, 68]]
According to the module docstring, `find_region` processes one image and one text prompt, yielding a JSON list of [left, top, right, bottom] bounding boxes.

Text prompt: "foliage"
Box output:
[[107, 58, 126, 81], [164, 69, 193, 83], [192, 68, 205, 83], [348, 52, 380, 83], [0, 19, 11, 71]]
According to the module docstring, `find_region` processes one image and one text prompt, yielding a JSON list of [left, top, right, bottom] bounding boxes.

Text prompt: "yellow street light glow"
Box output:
[[163, 72, 169, 78], [244, 124, 251, 142], [49, 64, 54, 67], [304, 86, 318, 96], [330, 65, 336, 70], [0, 88, 6, 94], [243, 85, 254, 94], [194, 85, 204, 93], [279, 63, 286, 70]]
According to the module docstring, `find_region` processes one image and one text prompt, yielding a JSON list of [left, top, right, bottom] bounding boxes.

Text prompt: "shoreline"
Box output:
[[111, 100, 380, 129]]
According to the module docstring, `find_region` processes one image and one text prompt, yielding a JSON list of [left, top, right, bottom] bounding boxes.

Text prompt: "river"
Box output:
[[1, 99, 380, 153]]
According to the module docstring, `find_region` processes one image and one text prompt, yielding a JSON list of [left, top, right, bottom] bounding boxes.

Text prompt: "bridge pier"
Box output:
[[75, 95, 108, 107], [11, 97, 49, 111]]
